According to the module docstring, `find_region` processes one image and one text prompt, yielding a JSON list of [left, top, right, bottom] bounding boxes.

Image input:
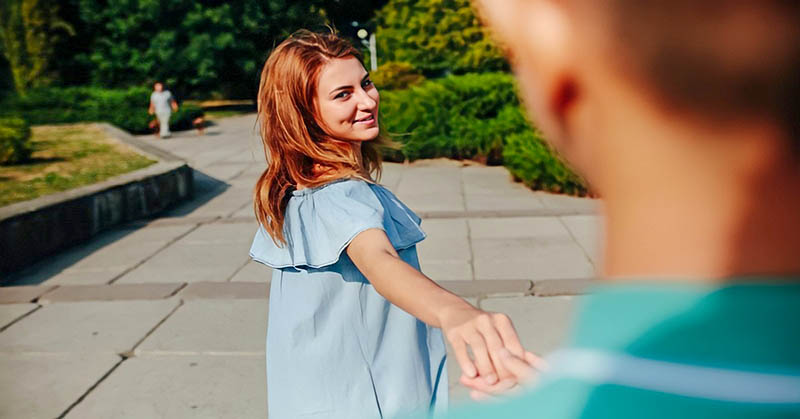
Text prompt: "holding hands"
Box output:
[[438, 304, 547, 401]]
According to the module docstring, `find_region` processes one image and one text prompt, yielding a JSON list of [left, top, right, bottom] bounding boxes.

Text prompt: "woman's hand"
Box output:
[[459, 348, 548, 401], [439, 304, 526, 386]]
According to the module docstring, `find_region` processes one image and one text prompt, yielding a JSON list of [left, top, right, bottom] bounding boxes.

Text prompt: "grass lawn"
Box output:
[[0, 124, 156, 207]]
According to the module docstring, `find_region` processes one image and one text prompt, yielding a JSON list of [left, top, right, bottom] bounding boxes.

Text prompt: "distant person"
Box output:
[[148, 82, 178, 138], [424, 0, 800, 418], [249, 30, 531, 418]]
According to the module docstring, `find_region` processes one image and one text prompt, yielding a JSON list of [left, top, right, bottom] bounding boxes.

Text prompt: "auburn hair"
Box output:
[[254, 29, 392, 245]]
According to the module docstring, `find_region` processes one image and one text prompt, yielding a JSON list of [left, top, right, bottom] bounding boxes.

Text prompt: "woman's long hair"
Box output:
[[254, 29, 392, 245]]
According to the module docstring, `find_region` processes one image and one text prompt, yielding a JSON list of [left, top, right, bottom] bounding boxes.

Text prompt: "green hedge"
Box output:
[[380, 72, 588, 195], [0, 87, 203, 135], [0, 116, 32, 165], [372, 61, 426, 91], [503, 131, 587, 195], [381, 72, 522, 163]]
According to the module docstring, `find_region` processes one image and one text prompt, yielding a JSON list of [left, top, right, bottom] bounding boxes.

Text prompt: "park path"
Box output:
[[0, 115, 602, 418]]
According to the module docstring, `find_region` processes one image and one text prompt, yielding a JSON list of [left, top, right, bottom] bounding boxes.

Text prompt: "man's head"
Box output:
[[476, 0, 800, 194], [153, 82, 164, 92]]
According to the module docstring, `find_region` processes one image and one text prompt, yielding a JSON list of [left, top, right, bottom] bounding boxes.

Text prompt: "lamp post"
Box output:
[[357, 29, 377, 71]]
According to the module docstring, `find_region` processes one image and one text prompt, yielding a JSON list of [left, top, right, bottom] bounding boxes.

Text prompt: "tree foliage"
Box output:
[[374, 0, 506, 75], [69, 0, 326, 98], [0, 0, 74, 93]]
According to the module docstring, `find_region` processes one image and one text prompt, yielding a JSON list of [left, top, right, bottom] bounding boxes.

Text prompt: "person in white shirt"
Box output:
[[148, 82, 178, 138]]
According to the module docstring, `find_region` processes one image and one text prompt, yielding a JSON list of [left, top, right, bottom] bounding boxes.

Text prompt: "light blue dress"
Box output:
[[250, 178, 449, 419]]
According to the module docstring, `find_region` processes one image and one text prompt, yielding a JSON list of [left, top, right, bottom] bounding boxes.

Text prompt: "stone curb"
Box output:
[[37, 283, 184, 304], [0, 123, 194, 276], [531, 278, 596, 296], [0, 285, 57, 304], [178, 282, 269, 300], [0, 279, 596, 304]]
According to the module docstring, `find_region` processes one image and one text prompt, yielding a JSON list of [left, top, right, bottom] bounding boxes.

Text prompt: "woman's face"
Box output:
[[315, 56, 380, 142]]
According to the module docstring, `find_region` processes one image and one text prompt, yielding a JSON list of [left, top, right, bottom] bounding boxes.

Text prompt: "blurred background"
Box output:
[[0, 0, 587, 210]]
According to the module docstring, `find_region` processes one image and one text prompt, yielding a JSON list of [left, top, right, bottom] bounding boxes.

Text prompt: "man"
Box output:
[[444, 1, 800, 417], [148, 82, 178, 138]]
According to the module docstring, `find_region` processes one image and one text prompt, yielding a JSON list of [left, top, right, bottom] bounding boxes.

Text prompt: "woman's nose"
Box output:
[[356, 89, 377, 109]]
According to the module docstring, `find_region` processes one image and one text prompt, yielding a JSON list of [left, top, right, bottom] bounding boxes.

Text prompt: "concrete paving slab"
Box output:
[[115, 224, 197, 244], [421, 260, 473, 281], [183, 186, 253, 217], [470, 217, 595, 280], [480, 296, 579, 356], [418, 219, 471, 261], [231, 204, 258, 219], [398, 192, 465, 214], [460, 165, 514, 194], [137, 299, 267, 355], [41, 267, 127, 286], [0, 285, 55, 304], [532, 277, 596, 296], [181, 221, 258, 244], [116, 241, 251, 283], [560, 215, 603, 265], [66, 239, 169, 271], [469, 217, 570, 240], [397, 166, 462, 195], [439, 280, 532, 298], [536, 192, 599, 214], [472, 237, 595, 280], [0, 303, 37, 329], [202, 162, 248, 181], [378, 162, 405, 192], [230, 261, 272, 282], [0, 353, 120, 419], [178, 282, 268, 300], [38, 283, 183, 303], [465, 192, 545, 212], [0, 299, 178, 354], [64, 355, 266, 419]]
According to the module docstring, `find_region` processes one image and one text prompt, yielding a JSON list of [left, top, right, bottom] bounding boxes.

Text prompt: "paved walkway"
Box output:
[[0, 115, 602, 418]]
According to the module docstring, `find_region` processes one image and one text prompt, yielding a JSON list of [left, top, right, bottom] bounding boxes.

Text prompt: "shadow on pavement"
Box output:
[[0, 169, 230, 287]]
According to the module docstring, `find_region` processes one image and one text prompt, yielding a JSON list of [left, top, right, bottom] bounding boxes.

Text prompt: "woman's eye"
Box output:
[[362, 79, 373, 88], [335, 91, 350, 99]]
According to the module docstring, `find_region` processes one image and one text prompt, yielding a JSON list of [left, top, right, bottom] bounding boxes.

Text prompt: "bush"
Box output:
[[0, 87, 204, 134], [503, 130, 588, 195], [379, 71, 588, 195], [372, 61, 426, 91], [380, 72, 524, 163], [375, 0, 507, 75], [0, 116, 32, 165]]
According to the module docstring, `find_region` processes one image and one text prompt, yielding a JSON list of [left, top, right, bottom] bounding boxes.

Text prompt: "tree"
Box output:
[[0, 0, 74, 93], [73, 0, 326, 98], [374, 0, 506, 75]]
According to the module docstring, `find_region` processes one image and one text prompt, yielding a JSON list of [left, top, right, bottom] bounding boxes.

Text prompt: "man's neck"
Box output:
[[600, 120, 800, 279]]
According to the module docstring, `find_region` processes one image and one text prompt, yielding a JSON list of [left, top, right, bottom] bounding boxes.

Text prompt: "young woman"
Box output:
[[250, 30, 530, 418]]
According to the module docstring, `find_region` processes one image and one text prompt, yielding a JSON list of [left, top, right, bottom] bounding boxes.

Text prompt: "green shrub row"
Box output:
[[381, 72, 521, 163], [502, 131, 587, 195], [0, 87, 203, 135], [0, 116, 32, 165], [380, 72, 588, 194]]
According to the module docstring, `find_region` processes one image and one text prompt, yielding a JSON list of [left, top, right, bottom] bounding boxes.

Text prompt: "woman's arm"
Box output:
[[347, 228, 526, 384]]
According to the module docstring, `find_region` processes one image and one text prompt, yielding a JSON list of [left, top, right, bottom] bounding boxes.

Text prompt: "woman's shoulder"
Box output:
[[290, 177, 373, 199]]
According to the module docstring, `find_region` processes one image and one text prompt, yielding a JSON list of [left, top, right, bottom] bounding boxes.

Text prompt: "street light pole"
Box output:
[[357, 28, 378, 71], [369, 33, 377, 71]]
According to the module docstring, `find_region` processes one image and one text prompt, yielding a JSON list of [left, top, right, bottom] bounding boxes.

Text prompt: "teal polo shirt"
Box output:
[[437, 280, 800, 418]]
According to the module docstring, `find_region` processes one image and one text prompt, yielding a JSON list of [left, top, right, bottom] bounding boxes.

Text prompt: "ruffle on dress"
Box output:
[[250, 179, 426, 269]]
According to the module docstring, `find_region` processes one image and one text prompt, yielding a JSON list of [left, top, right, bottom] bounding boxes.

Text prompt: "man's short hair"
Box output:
[[600, 0, 799, 150]]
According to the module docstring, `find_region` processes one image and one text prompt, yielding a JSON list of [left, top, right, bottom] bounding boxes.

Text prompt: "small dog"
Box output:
[[193, 117, 206, 135], [148, 119, 160, 137]]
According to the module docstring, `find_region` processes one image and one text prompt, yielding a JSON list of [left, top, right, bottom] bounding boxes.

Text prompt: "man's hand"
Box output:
[[460, 348, 548, 401]]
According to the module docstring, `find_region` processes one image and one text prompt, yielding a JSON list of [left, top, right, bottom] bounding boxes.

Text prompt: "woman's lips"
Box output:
[[354, 114, 376, 126]]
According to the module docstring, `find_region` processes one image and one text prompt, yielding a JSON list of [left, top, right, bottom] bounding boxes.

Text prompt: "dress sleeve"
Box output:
[[249, 180, 386, 269]]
